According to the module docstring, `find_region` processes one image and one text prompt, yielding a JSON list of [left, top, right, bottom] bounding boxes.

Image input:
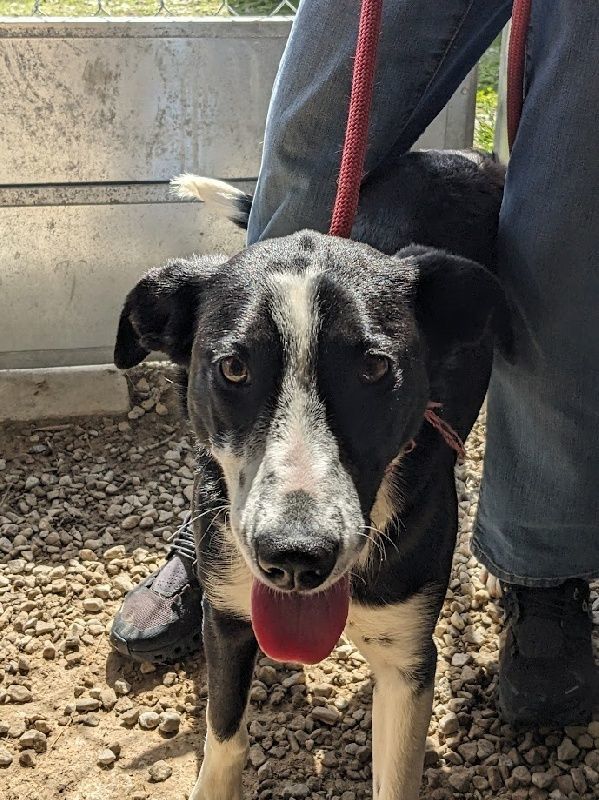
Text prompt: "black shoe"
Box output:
[[498, 578, 596, 728], [110, 515, 203, 664]]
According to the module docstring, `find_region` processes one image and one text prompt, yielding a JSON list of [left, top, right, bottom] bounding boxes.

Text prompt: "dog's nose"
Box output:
[[256, 536, 339, 591]]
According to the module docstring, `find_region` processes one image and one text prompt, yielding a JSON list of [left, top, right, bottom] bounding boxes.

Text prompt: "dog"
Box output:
[[114, 149, 510, 800]]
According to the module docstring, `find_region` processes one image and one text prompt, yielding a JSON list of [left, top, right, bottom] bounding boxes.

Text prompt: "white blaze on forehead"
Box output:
[[267, 269, 331, 496], [269, 269, 320, 377]]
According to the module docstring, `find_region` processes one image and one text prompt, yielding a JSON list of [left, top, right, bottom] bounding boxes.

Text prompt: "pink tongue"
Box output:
[[251, 576, 350, 664]]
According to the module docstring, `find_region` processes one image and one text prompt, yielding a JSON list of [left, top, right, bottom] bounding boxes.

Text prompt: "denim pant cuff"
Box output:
[[470, 529, 599, 589]]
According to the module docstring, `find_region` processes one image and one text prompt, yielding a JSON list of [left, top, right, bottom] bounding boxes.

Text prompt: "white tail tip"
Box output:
[[170, 174, 244, 207]]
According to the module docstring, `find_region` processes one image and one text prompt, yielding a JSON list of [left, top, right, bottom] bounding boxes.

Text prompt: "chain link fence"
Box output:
[[1, 0, 296, 17]]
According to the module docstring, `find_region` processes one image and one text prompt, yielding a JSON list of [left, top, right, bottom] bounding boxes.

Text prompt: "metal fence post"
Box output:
[[494, 23, 510, 163]]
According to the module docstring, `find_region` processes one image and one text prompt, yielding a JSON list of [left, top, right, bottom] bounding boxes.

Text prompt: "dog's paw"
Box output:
[[479, 566, 502, 599], [188, 775, 243, 800], [189, 787, 242, 800]]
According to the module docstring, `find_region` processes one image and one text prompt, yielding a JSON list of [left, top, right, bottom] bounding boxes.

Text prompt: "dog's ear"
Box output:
[[114, 256, 224, 369], [402, 246, 513, 358]]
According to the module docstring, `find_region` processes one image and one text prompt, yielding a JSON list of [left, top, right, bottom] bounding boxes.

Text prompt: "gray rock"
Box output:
[[19, 750, 36, 767], [18, 731, 46, 753], [477, 738, 496, 760], [113, 575, 134, 595], [97, 748, 117, 766], [283, 784, 310, 799], [531, 771, 555, 790], [557, 737, 580, 762], [584, 750, 599, 770], [104, 545, 126, 560], [139, 712, 160, 730], [158, 712, 181, 734], [100, 688, 117, 711], [257, 761, 273, 781], [451, 652, 470, 666], [587, 721, 599, 737], [257, 665, 278, 686], [448, 770, 471, 792], [249, 744, 267, 768], [312, 683, 334, 698], [114, 679, 131, 696], [512, 765, 532, 786], [121, 709, 140, 726], [82, 598, 105, 613], [0, 746, 14, 767], [310, 706, 340, 726], [34, 720, 52, 735], [148, 760, 172, 782], [76, 698, 101, 712], [450, 610, 466, 631], [80, 714, 100, 727], [250, 685, 268, 703], [7, 685, 32, 704], [571, 766, 588, 794], [34, 620, 56, 636], [555, 775, 573, 796], [525, 746, 549, 765], [439, 712, 459, 736], [457, 741, 478, 763]]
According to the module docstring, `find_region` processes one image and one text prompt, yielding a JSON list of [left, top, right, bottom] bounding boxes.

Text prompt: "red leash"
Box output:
[[328, 0, 384, 238], [507, 0, 532, 151]]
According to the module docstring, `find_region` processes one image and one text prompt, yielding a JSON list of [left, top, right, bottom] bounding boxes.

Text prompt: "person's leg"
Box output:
[[248, 0, 511, 243], [472, 0, 599, 724]]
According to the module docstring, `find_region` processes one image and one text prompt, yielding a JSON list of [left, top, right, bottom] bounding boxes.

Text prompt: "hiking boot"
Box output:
[[498, 579, 596, 727], [110, 515, 203, 663]]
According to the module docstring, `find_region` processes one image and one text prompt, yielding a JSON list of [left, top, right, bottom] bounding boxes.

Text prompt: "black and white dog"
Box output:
[[114, 150, 509, 800]]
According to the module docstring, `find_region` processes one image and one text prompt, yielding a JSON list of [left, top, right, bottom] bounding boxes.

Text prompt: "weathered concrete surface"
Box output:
[[0, 18, 292, 184], [0, 365, 130, 421], [0, 184, 247, 370]]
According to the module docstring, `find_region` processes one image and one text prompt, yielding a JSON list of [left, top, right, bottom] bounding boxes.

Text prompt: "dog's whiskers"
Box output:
[[364, 523, 400, 556], [356, 527, 386, 565]]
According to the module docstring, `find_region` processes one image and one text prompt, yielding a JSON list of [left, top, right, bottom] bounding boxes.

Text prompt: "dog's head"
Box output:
[[115, 231, 509, 593]]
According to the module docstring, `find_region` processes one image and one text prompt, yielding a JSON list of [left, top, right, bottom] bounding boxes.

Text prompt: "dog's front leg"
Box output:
[[189, 604, 257, 800], [369, 664, 433, 800], [350, 597, 436, 800]]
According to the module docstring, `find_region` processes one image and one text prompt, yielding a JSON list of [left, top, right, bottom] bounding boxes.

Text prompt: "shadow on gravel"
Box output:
[[104, 649, 208, 778]]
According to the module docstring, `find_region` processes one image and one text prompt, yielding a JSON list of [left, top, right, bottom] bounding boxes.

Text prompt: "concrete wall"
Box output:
[[0, 18, 477, 370]]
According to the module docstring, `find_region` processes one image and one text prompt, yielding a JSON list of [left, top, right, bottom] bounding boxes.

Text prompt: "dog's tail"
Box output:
[[170, 174, 252, 230]]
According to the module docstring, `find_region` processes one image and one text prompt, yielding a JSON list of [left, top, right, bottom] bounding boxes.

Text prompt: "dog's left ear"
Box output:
[[404, 247, 513, 358], [114, 255, 225, 369]]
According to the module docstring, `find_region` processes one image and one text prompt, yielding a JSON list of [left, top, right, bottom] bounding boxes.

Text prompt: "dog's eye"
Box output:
[[361, 354, 390, 384], [220, 356, 249, 385]]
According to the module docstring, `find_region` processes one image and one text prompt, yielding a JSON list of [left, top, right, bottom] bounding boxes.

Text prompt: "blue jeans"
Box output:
[[247, 0, 599, 586]]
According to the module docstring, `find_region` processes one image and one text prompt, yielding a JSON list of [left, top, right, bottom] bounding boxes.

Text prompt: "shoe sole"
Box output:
[[499, 677, 593, 729], [110, 627, 203, 665]]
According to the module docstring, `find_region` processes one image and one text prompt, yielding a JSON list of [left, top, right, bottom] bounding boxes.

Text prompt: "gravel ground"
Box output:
[[1, 365, 598, 800]]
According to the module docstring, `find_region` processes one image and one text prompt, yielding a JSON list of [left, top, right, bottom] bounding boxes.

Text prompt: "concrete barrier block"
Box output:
[[0, 365, 131, 422]]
